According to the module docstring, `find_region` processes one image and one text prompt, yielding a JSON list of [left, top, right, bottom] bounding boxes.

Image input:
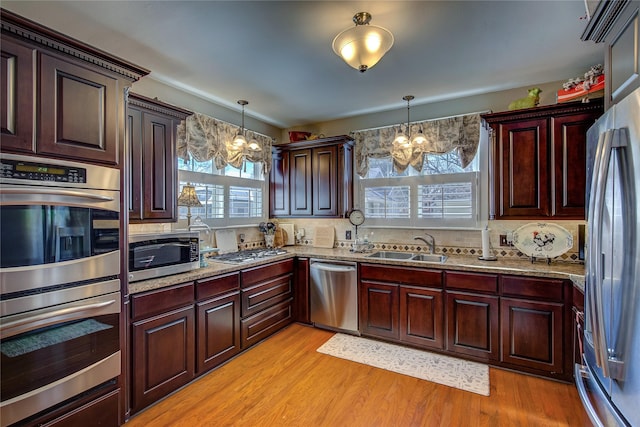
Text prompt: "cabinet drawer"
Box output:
[[445, 271, 498, 294], [196, 272, 240, 301], [131, 282, 194, 321], [241, 299, 293, 349], [501, 276, 564, 302], [241, 274, 293, 318], [360, 263, 442, 287], [242, 258, 294, 287]]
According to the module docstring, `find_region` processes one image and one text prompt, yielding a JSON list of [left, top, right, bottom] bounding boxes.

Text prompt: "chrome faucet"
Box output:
[[414, 233, 436, 254]]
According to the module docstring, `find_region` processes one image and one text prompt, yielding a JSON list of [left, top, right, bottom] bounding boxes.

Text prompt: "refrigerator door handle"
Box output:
[[607, 128, 635, 381], [587, 129, 614, 374]]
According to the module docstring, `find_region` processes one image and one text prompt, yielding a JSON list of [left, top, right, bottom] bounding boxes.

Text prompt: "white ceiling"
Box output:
[[3, 1, 602, 128]]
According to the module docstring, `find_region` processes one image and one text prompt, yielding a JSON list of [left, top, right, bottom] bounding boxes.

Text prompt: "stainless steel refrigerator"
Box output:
[[576, 87, 640, 426]]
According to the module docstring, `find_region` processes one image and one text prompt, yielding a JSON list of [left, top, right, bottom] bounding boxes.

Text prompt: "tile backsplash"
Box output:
[[131, 218, 584, 264]]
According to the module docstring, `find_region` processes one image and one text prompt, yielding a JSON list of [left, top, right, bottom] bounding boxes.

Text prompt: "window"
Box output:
[[178, 157, 266, 226], [357, 150, 483, 228]]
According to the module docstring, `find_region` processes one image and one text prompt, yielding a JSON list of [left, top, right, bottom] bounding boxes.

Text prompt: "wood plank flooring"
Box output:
[[125, 324, 590, 427]]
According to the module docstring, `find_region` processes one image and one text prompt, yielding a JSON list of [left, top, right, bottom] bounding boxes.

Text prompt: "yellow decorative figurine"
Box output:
[[508, 88, 542, 110]]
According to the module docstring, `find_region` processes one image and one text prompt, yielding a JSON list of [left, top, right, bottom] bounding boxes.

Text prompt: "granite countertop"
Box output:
[[129, 246, 586, 295]]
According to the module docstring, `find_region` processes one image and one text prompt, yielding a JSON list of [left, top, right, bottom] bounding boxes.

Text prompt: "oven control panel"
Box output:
[[0, 158, 87, 183]]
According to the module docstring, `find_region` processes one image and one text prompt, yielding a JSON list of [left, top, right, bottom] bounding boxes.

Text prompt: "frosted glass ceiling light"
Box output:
[[232, 100, 248, 148], [332, 12, 394, 73]]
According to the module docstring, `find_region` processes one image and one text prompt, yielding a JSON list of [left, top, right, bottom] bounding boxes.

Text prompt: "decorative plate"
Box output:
[[512, 223, 573, 259]]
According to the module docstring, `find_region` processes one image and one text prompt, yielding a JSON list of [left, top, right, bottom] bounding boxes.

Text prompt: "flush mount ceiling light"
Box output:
[[393, 95, 427, 147], [332, 12, 394, 73]]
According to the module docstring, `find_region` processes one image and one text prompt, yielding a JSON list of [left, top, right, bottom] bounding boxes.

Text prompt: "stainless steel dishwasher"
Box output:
[[309, 259, 359, 335]]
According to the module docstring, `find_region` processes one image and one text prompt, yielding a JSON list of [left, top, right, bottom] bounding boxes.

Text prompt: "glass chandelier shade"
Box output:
[[233, 100, 249, 148], [332, 12, 394, 73]]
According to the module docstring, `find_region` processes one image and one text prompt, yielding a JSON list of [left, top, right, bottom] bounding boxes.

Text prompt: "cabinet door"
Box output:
[[312, 145, 338, 216], [294, 257, 310, 323], [141, 112, 176, 221], [501, 297, 564, 375], [1, 38, 35, 154], [446, 291, 499, 361], [131, 306, 195, 413], [359, 281, 399, 340], [290, 148, 312, 216], [269, 148, 290, 216], [552, 113, 599, 218], [607, 1, 640, 107], [196, 292, 240, 374], [38, 53, 121, 165], [400, 286, 444, 350], [495, 118, 549, 218], [127, 106, 144, 220]]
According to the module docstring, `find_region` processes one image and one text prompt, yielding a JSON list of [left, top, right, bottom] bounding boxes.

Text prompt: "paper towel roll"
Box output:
[[481, 228, 491, 257]]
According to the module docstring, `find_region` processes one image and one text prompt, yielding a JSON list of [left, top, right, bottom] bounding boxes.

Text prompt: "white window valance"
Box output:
[[176, 112, 273, 173], [351, 113, 481, 177]]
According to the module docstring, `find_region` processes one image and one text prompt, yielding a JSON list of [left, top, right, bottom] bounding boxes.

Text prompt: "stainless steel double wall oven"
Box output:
[[0, 153, 122, 426]]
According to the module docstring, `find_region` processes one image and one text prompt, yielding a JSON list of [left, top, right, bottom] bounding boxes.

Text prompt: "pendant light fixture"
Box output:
[[332, 12, 394, 73], [232, 100, 248, 148], [393, 95, 414, 147]]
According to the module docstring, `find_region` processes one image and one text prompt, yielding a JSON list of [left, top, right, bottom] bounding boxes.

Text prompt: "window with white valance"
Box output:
[[175, 112, 275, 226], [351, 113, 487, 229], [176, 112, 273, 174]]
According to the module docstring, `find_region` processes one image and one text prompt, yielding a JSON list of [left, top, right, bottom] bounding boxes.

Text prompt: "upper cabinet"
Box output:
[[582, 0, 640, 109], [270, 135, 354, 218], [482, 100, 603, 220], [127, 93, 192, 223], [0, 9, 149, 166]]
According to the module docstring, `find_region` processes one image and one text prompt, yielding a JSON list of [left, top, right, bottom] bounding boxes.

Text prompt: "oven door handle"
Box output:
[[0, 187, 114, 202], [0, 299, 118, 340]]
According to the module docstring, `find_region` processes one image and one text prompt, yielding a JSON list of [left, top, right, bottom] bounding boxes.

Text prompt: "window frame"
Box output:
[[177, 163, 268, 228], [354, 128, 489, 230]]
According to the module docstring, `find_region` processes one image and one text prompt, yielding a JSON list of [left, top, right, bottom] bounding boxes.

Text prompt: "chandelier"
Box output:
[[232, 100, 261, 151], [332, 12, 394, 73], [393, 95, 427, 148]]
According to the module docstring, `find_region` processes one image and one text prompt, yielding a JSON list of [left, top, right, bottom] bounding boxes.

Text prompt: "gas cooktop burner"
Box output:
[[211, 248, 288, 264]]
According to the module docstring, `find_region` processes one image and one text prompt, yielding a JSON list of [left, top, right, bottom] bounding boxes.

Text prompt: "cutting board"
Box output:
[[313, 226, 335, 248], [279, 223, 295, 246], [215, 229, 238, 253]]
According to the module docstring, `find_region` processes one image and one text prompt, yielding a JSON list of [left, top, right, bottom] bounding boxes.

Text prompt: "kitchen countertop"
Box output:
[[128, 246, 586, 295]]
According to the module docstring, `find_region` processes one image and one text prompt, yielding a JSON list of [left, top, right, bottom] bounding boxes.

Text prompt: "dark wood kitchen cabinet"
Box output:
[[445, 271, 500, 362], [360, 263, 444, 350], [130, 282, 195, 414], [1, 37, 35, 153], [0, 10, 149, 165], [582, 0, 639, 109], [270, 135, 354, 218], [195, 272, 241, 374], [500, 275, 568, 379], [293, 257, 311, 323], [240, 259, 294, 348], [482, 100, 603, 219], [127, 93, 192, 222]]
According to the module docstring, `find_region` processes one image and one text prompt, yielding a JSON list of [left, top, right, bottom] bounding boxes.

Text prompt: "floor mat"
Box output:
[[317, 333, 490, 396]]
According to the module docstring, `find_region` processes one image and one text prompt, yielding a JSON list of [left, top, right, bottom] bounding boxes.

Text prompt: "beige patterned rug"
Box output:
[[317, 333, 490, 396]]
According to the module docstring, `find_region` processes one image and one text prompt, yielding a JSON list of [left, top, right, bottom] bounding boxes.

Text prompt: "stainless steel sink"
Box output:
[[366, 251, 414, 260], [410, 254, 448, 263]]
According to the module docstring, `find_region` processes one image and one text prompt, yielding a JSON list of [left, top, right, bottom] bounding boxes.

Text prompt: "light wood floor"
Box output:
[[126, 324, 591, 427]]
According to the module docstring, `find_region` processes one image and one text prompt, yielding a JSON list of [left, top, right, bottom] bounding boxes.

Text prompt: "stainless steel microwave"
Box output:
[[128, 231, 200, 283]]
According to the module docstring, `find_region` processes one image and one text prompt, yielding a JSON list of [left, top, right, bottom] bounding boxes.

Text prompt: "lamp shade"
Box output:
[[177, 183, 202, 208], [332, 12, 394, 73]]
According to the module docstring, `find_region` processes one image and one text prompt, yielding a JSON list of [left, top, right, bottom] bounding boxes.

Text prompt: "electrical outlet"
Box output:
[[346, 230, 352, 240], [500, 234, 508, 246]]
